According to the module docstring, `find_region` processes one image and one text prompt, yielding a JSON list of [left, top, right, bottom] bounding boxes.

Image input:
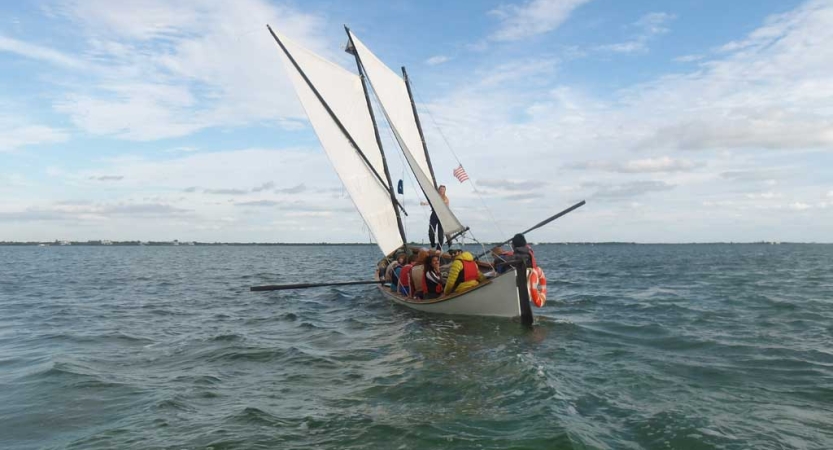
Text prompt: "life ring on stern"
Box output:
[[527, 267, 547, 307]]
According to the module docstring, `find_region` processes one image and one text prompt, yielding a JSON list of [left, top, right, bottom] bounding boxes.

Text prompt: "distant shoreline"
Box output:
[[1, 241, 828, 246]]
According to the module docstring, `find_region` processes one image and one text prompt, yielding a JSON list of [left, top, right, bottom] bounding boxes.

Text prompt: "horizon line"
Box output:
[[1, 240, 830, 246]]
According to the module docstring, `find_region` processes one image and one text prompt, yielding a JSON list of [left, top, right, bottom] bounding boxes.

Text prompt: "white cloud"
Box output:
[[54, 86, 202, 140], [673, 54, 704, 63], [477, 179, 548, 191], [582, 181, 675, 200], [596, 41, 646, 54], [410, 1, 833, 242], [0, 173, 28, 188], [37, 0, 335, 141], [635, 12, 675, 35], [745, 191, 782, 199], [0, 122, 69, 152], [0, 146, 379, 241], [720, 169, 794, 183], [165, 146, 199, 153], [568, 157, 701, 173], [637, 117, 833, 151], [595, 12, 676, 54], [5, 1, 833, 243], [0, 202, 192, 222], [0, 34, 83, 68], [425, 55, 451, 65], [489, 0, 592, 42]]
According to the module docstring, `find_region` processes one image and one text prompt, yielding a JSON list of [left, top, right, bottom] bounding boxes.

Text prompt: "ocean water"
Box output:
[[0, 244, 831, 449]]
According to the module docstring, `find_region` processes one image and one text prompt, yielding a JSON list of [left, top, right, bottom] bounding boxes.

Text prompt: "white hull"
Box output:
[[377, 269, 522, 318]]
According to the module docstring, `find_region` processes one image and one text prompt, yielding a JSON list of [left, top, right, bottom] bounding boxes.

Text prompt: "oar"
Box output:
[[476, 200, 586, 259], [251, 280, 384, 292]]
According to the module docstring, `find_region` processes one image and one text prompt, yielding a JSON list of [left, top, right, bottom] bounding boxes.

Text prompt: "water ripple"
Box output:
[[0, 244, 831, 449]]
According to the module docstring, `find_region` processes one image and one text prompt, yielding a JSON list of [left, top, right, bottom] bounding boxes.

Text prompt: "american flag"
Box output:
[[453, 164, 469, 183]]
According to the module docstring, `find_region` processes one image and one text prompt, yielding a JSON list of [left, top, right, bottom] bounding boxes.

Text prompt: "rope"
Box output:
[[408, 78, 508, 241]]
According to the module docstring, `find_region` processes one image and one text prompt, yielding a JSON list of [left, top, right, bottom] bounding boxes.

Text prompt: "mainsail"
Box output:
[[269, 27, 405, 255], [347, 30, 466, 239]]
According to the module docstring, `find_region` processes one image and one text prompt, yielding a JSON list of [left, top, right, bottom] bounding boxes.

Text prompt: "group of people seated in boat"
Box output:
[[380, 233, 536, 300], [383, 248, 448, 300]]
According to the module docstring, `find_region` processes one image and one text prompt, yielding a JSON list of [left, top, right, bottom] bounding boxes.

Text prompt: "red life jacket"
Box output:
[[462, 260, 478, 282], [423, 270, 443, 294], [399, 264, 413, 288]]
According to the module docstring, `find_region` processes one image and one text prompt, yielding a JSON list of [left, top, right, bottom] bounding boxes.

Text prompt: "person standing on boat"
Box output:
[[442, 250, 486, 296], [423, 185, 449, 250]]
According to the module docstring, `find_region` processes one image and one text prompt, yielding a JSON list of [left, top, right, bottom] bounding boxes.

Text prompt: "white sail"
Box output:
[[348, 31, 465, 238], [273, 30, 404, 255]]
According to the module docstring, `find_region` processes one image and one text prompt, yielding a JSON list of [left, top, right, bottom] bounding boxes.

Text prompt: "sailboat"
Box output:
[[266, 25, 583, 324]]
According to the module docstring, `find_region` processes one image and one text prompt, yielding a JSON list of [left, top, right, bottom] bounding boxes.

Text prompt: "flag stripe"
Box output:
[[453, 165, 469, 183]]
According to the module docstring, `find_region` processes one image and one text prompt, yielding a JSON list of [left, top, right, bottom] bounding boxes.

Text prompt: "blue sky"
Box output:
[[1, 0, 831, 243]]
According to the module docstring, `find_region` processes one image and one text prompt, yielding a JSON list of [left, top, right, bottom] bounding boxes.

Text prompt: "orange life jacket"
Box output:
[[451, 260, 479, 291]]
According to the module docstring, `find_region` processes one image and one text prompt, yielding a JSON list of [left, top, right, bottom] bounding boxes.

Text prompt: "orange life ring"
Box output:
[[527, 267, 547, 307]]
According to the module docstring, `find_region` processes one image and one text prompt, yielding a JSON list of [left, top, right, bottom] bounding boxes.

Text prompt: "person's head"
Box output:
[[427, 255, 440, 272], [438, 185, 446, 197], [511, 233, 527, 248], [448, 247, 462, 258], [395, 251, 406, 264], [490, 246, 507, 260], [415, 249, 429, 265], [408, 253, 418, 264]]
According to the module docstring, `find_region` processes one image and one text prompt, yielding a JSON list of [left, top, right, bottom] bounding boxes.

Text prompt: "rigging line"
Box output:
[[408, 77, 508, 241], [463, 228, 492, 268], [370, 105, 427, 211]]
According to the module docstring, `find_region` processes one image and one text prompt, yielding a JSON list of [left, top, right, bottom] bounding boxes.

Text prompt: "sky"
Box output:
[[1, 0, 832, 244]]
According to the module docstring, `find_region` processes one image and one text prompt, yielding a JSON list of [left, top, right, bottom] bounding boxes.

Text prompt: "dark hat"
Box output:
[[511, 233, 527, 248]]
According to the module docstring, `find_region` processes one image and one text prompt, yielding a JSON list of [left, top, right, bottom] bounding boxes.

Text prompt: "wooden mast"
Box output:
[[402, 66, 438, 189], [345, 25, 408, 249]]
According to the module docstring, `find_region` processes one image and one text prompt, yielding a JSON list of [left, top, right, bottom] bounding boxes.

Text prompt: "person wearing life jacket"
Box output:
[[409, 249, 430, 299], [397, 253, 417, 296], [387, 251, 406, 291], [509, 233, 537, 268], [491, 245, 513, 274], [443, 250, 487, 296], [422, 254, 444, 299]]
